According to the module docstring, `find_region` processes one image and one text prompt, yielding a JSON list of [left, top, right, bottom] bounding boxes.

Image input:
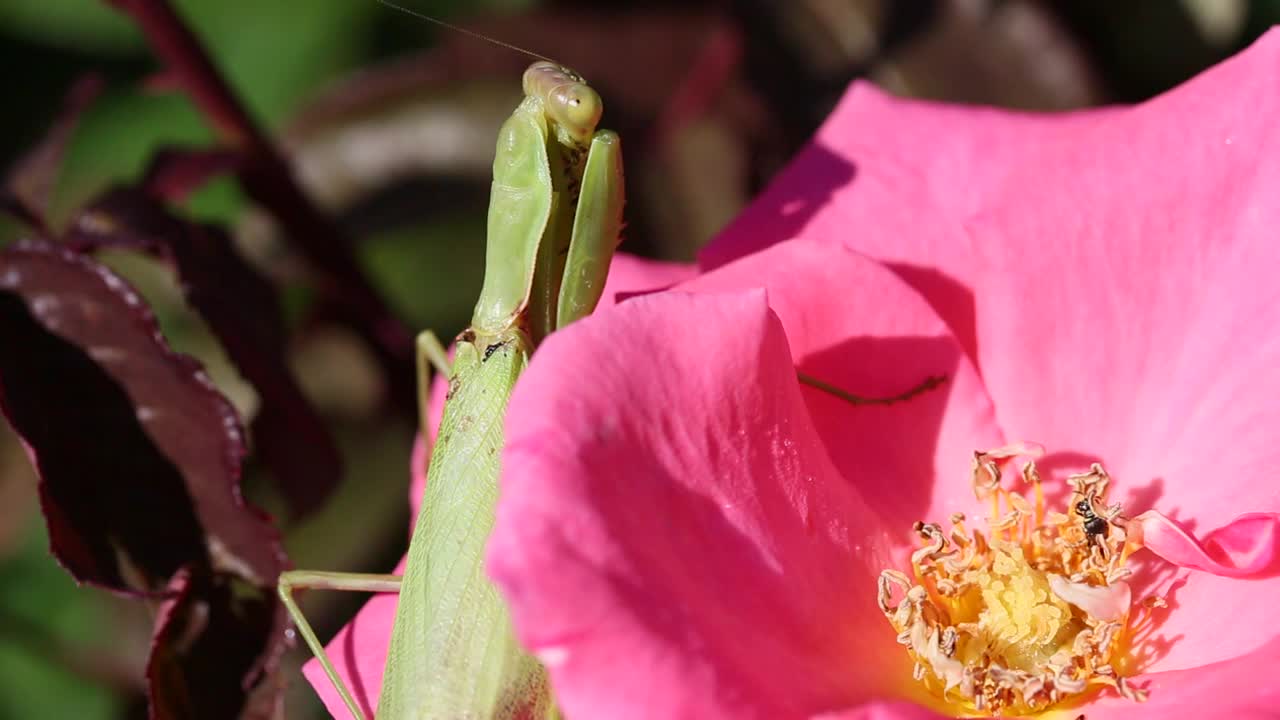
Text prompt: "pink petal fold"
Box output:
[[1136, 511, 1280, 578], [490, 290, 931, 719]]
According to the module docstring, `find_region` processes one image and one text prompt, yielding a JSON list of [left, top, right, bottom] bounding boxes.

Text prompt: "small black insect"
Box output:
[[1075, 498, 1109, 538]]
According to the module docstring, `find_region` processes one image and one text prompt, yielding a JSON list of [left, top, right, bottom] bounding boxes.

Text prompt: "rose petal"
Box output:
[[1136, 511, 1280, 578], [490, 290, 928, 719]]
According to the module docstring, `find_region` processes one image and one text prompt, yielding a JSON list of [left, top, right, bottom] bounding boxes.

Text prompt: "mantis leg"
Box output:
[[416, 330, 451, 434], [417, 330, 451, 378], [798, 371, 948, 407], [278, 570, 403, 720]]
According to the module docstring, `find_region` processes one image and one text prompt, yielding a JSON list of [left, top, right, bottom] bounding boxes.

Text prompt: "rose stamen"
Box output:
[[877, 448, 1152, 716]]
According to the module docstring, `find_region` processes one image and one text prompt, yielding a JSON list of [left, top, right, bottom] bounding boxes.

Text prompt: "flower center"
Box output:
[[877, 446, 1163, 716]]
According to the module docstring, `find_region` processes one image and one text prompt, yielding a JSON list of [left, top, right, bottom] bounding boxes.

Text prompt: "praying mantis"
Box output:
[[279, 59, 621, 720]]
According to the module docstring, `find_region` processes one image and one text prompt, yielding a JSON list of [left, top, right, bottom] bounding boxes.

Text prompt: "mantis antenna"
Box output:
[[374, 0, 558, 64]]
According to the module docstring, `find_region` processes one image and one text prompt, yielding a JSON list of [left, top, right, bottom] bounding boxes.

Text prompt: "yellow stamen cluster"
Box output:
[[877, 447, 1155, 715]]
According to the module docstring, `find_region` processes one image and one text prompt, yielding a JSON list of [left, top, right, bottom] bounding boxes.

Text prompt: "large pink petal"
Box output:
[[676, 241, 1003, 531], [489, 290, 934, 719]]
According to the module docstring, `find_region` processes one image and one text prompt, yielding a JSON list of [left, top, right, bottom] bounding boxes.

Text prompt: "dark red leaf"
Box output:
[[147, 568, 289, 720], [0, 240, 284, 590], [66, 189, 342, 517], [0, 240, 291, 716]]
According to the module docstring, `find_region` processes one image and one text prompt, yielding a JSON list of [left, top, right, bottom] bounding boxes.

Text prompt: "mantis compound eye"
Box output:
[[552, 83, 603, 135]]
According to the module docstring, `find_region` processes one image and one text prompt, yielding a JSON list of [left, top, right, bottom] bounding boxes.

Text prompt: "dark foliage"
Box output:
[[0, 242, 287, 718]]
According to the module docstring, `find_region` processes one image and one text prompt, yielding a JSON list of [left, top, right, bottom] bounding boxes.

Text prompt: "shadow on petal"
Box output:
[[798, 334, 963, 533]]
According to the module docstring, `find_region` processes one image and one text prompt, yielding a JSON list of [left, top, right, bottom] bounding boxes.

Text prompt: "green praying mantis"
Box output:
[[279, 59, 621, 720], [277, 47, 945, 720]]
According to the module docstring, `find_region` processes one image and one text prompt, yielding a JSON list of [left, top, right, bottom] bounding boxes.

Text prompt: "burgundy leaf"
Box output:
[[148, 568, 289, 720], [66, 189, 342, 517], [0, 240, 284, 590]]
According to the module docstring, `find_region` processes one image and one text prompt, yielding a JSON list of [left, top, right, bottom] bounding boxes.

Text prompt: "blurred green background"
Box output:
[[1, 1, 1278, 717]]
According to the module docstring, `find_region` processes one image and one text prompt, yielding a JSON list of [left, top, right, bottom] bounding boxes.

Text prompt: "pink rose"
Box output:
[[309, 30, 1280, 719]]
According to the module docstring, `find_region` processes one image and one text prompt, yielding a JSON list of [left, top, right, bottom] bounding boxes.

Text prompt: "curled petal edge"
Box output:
[[1134, 511, 1280, 578]]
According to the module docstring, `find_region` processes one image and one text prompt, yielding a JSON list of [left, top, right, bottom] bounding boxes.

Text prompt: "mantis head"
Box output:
[[523, 60, 603, 149]]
